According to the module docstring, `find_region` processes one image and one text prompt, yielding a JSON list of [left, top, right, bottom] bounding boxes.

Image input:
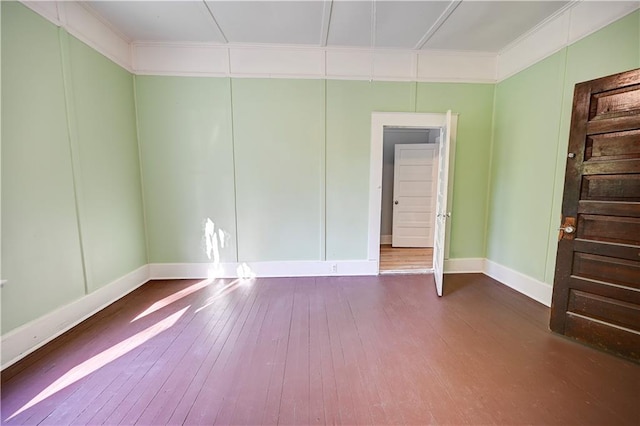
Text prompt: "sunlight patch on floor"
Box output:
[[7, 307, 188, 421], [132, 279, 214, 322]]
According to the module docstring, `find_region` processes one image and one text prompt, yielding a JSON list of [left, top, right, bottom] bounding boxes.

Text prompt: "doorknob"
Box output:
[[558, 216, 577, 240], [558, 225, 575, 234], [394, 200, 399, 205]]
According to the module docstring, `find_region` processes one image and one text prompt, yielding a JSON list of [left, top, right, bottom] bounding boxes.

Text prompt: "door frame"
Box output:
[[368, 112, 458, 268]]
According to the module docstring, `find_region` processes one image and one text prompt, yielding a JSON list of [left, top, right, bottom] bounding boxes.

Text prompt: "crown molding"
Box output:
[[18, 0, 639, 84], [21, 0, 133, 72], [132, 42, 498, 83], [18, 0, 60, 26], [19, 0, 496, 83], [497, 0, 640, 82]]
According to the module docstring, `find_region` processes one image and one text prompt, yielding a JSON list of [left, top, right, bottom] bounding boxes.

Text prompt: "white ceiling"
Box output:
[[86, 0, 573, 53]]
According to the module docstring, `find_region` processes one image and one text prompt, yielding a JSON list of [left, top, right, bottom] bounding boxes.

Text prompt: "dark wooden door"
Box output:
[[550, 68, 640, 361]]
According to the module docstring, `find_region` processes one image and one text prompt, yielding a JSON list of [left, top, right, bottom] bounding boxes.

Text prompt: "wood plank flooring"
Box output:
[[2, 274, 639, 425], [379, 244, 432, 272]]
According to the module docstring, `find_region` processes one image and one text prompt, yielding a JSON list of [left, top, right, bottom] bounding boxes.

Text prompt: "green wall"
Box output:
[[233, 79, 325, 262], [2, 2, 86, 333], [135, 77, 237, 264], [417, 83, 495, 259], [136, 78, 494, 264], [325, 81, 416, 260], [1, 3, 147, 333], [66, 35, 147, 291], [487, 10, 640, 284]]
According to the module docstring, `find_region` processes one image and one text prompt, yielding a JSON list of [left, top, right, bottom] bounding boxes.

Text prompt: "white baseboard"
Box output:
[[380, 235, 392, 245], [150, 258, 488, 278], [149, 260, 379, 280], [1, 257, 553, 369], [442, 257, 553, 306], [149, 262, 237, 279], [1, 265, 150, 369], [444, 258, 485, 274], [483, 259, 552, 307]]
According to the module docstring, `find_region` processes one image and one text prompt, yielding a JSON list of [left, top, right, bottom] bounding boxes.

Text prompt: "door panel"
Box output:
[[578, 200, 639, 216], [572, 253, 640, 288], [567, 277, 640, 305], [550, 68, 640, 362], [563, 315, 639, 359], [577, 215, 640, 244], [392, 143, 437, 248], [433, 110, 452, 297], [568, 290, 640, 329], [397, 165, 434, 181], [397, 147, 432, 161], [395, 226, 429, 238], [396, 211, 432, 224], [587, 130, 640, 161], [572, 239, 638, 261], [591, 86, 640, 116], [581, 175, 640, 200], [398, 180, 433, 196]]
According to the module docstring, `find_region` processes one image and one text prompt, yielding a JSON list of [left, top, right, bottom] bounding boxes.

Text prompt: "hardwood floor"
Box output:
[[379, 244, 432, 272], [2, 274, 638, 425]]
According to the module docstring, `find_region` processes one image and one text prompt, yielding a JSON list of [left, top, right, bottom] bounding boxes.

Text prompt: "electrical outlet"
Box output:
[[331, 263, 338, 273]]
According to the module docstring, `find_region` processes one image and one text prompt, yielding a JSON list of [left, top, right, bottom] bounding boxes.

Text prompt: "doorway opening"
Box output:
[[368, 112, 458, 279], [379, 128, 437, 273]]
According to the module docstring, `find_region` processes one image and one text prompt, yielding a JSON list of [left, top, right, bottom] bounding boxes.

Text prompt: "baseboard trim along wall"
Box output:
[[484, 259, 553, 307], [148, 258, 553, 310], [1, 258, 552, 369], [443, 258, 485, 274], [380, 235, 392, 245], [149, 260, 379, 280], [0, 265, 150, 369], [441, 258, 553, 307], [150, 258, 489, 280]]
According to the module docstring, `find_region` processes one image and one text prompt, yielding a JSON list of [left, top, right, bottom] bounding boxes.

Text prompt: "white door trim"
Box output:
[[369, 112, 458, 267]]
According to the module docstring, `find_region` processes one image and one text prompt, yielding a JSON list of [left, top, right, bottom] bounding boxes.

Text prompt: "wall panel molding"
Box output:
[[497, 1, 640, 81]]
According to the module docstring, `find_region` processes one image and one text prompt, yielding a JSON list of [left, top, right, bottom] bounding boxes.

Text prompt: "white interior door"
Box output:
[[433, 110, 452, 296], [392, 143, 437, 247]]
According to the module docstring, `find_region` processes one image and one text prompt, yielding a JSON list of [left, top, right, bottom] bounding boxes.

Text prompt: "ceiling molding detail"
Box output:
[[414, 0, 462, 49], [19, 1, 639, 84], [202, 1, 229, 44], [497, 0, 640, 81], [132, 43, 497, 82], [21, 1, 133, 72], [320, 0, 333, 47]]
